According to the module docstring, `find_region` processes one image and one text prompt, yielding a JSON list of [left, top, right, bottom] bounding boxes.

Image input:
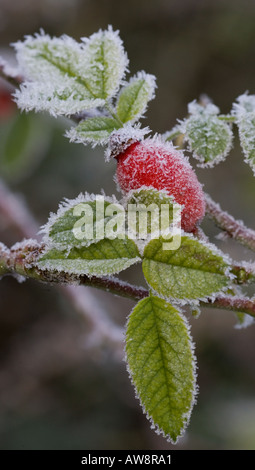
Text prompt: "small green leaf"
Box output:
[[184, 102, 233, 167], [126, 294, 196, 442], [67, 117, 121, 145], [237, 114, 255, 174], [83, 27, 128, 100], [232, 94, 255, 176], [37, 238, 141, 276], [116, 72, 156, 123], [142, 236, 231, 300]]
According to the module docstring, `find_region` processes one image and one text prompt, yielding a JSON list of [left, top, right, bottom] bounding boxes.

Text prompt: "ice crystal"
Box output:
[[13, 27, 128, 117]]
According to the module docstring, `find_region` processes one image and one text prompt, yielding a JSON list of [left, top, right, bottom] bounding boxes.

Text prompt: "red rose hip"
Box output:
[[115, 139, 205, 232]]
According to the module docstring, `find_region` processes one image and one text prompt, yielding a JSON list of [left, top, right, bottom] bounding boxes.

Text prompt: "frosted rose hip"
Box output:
[[115, 139, 205, 232]]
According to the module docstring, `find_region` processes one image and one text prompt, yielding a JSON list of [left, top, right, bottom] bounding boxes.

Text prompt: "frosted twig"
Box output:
[[202, 295, 255, 318], [0, 243, 10, 275], [0, 180, 39, 239], [63, 285, 124, 357], [205, 193, 255, 252], [3, 242, 255, 318]]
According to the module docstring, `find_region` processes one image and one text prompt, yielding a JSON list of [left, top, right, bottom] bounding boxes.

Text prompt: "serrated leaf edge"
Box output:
[[124, 295, 198, 444], [142, 231, 235, 305], [39, 192, 121, 249], [36, 256, 141, 276], [66, 117, 121, 147], [182, 115, 233, 169], [116, 70, 157, 124]]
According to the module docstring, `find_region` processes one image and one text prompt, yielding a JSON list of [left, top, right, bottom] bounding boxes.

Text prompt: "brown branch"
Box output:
[[0, 239, 148, 300], [2, 240, 255, 318], [205, 193, 255, 252], [202, 295, 255, 318]]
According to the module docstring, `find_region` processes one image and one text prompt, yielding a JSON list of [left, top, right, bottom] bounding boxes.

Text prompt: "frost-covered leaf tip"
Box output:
[[183, 100, 233, 168], [116, 71, 156, 124], [13, 27, 128, 117], [232, 93, 255, 176]]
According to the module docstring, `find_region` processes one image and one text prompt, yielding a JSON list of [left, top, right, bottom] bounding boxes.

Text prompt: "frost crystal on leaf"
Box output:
[[116, 71, 156, 124], [13, 27, 128, 117], [187, 100, 220, 116], [232, 93, 255, 115], [39, 192, 120, 249], [232, 93, 255, 175], [37, 238, 141, 276], [183, 100, 233, 168], [142, 233, 233, 302], [125, 295, 197, 443], [81, 26, 129, 100], [105, 123, 151, 161], [66, 116, 121, 146]]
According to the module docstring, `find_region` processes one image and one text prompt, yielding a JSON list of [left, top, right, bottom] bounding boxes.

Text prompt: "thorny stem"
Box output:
[[205, 194, 255, 252]]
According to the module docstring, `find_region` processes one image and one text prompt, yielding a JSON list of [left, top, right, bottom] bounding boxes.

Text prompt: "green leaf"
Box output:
[[37, 237, 141, 276], [0, 112, 50, 182], [184, 101, 233, 167], [83, 27, 128, 100], [116, 72, 156, 123], [232, 94, 255, 176], [67, 116, 121, 145], [236, 113, 255, 174], [185, 115, 232, 167], [125, 187, 179, 238], [126, 294, 196, 442], [14, 27, 128, 116], [41, 194, 128, 249], [142, 236, 231, 300]]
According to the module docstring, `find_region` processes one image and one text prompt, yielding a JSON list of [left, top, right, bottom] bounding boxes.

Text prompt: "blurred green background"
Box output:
[[0, 0, 255, 450]]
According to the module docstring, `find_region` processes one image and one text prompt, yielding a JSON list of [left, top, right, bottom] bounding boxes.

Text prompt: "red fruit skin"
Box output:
[[116, 140, 205, 232], [0, 90, 16, 119]]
